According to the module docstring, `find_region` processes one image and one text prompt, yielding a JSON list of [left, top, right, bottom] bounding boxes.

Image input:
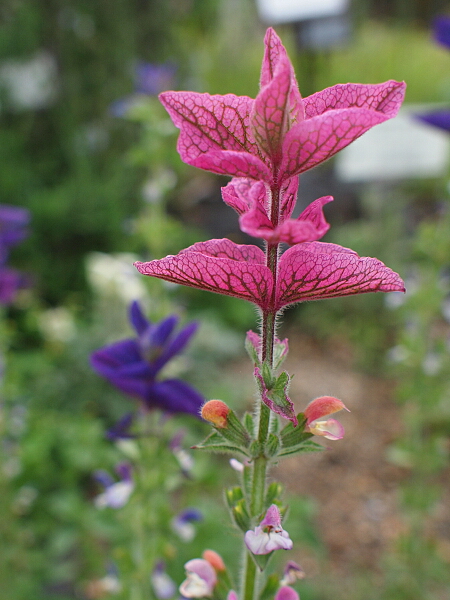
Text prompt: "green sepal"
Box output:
[[265, 482, 283, 507], [249, 440, 262, 458], [250, 550, 273, 572], [245, 334, 261, 366], [192, 431, 250, 457], [224, 409, 251, 447], [273, 338, 289, 370], [261, 361, 275, 389], [242, 464, 252, 499], [225, 486, 251, 531], [280, 414, 307, 445], [265, 433, 280, 457], [279, 413, 324, 455], [225, 485, 244, 507], [259, 574, 280, 600], [231, 499, 251, 531], [243, 412, 256, 437]]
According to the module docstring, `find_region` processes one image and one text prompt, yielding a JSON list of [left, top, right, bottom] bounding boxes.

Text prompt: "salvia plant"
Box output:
[[96, 28, 407, 600]]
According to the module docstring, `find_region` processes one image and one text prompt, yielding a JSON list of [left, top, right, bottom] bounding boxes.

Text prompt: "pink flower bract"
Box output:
[[134, 238, 405, 312], [159, 28, 405, 186]]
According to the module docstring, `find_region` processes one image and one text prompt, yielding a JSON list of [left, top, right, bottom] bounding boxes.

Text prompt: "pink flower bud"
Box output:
[[201, 400, 230, 428], [202, 549, 226, 572]]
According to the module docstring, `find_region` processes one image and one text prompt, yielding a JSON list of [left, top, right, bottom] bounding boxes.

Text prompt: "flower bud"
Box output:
[[202, 549, 226, 572], [201, 400, 230, 428]]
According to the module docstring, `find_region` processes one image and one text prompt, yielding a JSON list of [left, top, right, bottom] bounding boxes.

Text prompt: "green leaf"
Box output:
[[277, 439, 324, 457], [262, 361, 275, 389], [192, 432, 250, 457]]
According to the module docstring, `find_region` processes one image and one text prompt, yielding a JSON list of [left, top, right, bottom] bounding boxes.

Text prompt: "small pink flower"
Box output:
[[304, 396, 349, 441], [222, 177, 332, 245], [179, 558, 217, 598], [244, 504, 293, 555]]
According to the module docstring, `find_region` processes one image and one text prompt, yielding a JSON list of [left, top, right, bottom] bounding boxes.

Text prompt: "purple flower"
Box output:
[[90, 301, 204, 416]]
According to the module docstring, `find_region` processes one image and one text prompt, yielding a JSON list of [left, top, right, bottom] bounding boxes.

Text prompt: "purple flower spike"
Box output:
[[90, 301, 204, 417], [151, 562, 177, 600], [244, 504, 293, 555]]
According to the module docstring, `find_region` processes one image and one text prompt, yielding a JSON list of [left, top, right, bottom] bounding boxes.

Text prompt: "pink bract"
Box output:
[[134, 238, 405, 312], [159, 28, 405, 186], [222, 177, 332, 245]]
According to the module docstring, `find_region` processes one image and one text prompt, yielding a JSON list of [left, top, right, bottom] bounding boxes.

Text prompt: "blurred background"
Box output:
[[1, 0, 450, 598]]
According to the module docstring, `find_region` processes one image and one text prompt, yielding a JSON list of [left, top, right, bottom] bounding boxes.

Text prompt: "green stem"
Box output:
[[242, 182, 282, 600]]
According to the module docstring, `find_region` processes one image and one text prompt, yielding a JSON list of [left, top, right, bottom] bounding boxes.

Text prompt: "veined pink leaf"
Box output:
[[276, 242, 405, 309], [251, 55, 291, 163], [303, 80, 406, 119], [279, 106, 398, 182], [261, 28, 304, 125], [134, 239, 273, 308], [191, 149, 272, 182], [159, 91, 258, 160]]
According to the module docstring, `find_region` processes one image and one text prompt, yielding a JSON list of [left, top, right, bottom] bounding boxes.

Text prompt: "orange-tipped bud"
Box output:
[[202, 549, 226, 572], [201, 400, 230, 428]]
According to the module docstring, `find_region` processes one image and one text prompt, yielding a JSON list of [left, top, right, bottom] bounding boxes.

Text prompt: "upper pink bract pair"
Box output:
[[135, 28, 406, 311]]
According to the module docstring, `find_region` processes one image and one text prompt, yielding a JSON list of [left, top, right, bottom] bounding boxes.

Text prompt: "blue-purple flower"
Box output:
[[417, 16, 450, 132], [90, 301, 204, 416]]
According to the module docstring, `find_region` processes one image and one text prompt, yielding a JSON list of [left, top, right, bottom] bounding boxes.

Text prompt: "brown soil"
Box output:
[[275, 333, 408, 575]]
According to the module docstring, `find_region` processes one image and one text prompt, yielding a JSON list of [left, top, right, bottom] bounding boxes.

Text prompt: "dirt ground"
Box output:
[[275, 332, 410, 576]]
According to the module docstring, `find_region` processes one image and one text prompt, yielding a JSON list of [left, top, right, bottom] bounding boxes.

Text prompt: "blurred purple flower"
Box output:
[[434, 15, 450, 49], [90, 300, 204, 416], [416, 16, 450, 132], [94, 462, 134, 509], [110, 62, 177, 117], [135, 62, 177, 96], [151, 562, 177, 600], [171, 508, 203, 541], [417, 110, 450, 133], [0, 204, 30, 304]]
